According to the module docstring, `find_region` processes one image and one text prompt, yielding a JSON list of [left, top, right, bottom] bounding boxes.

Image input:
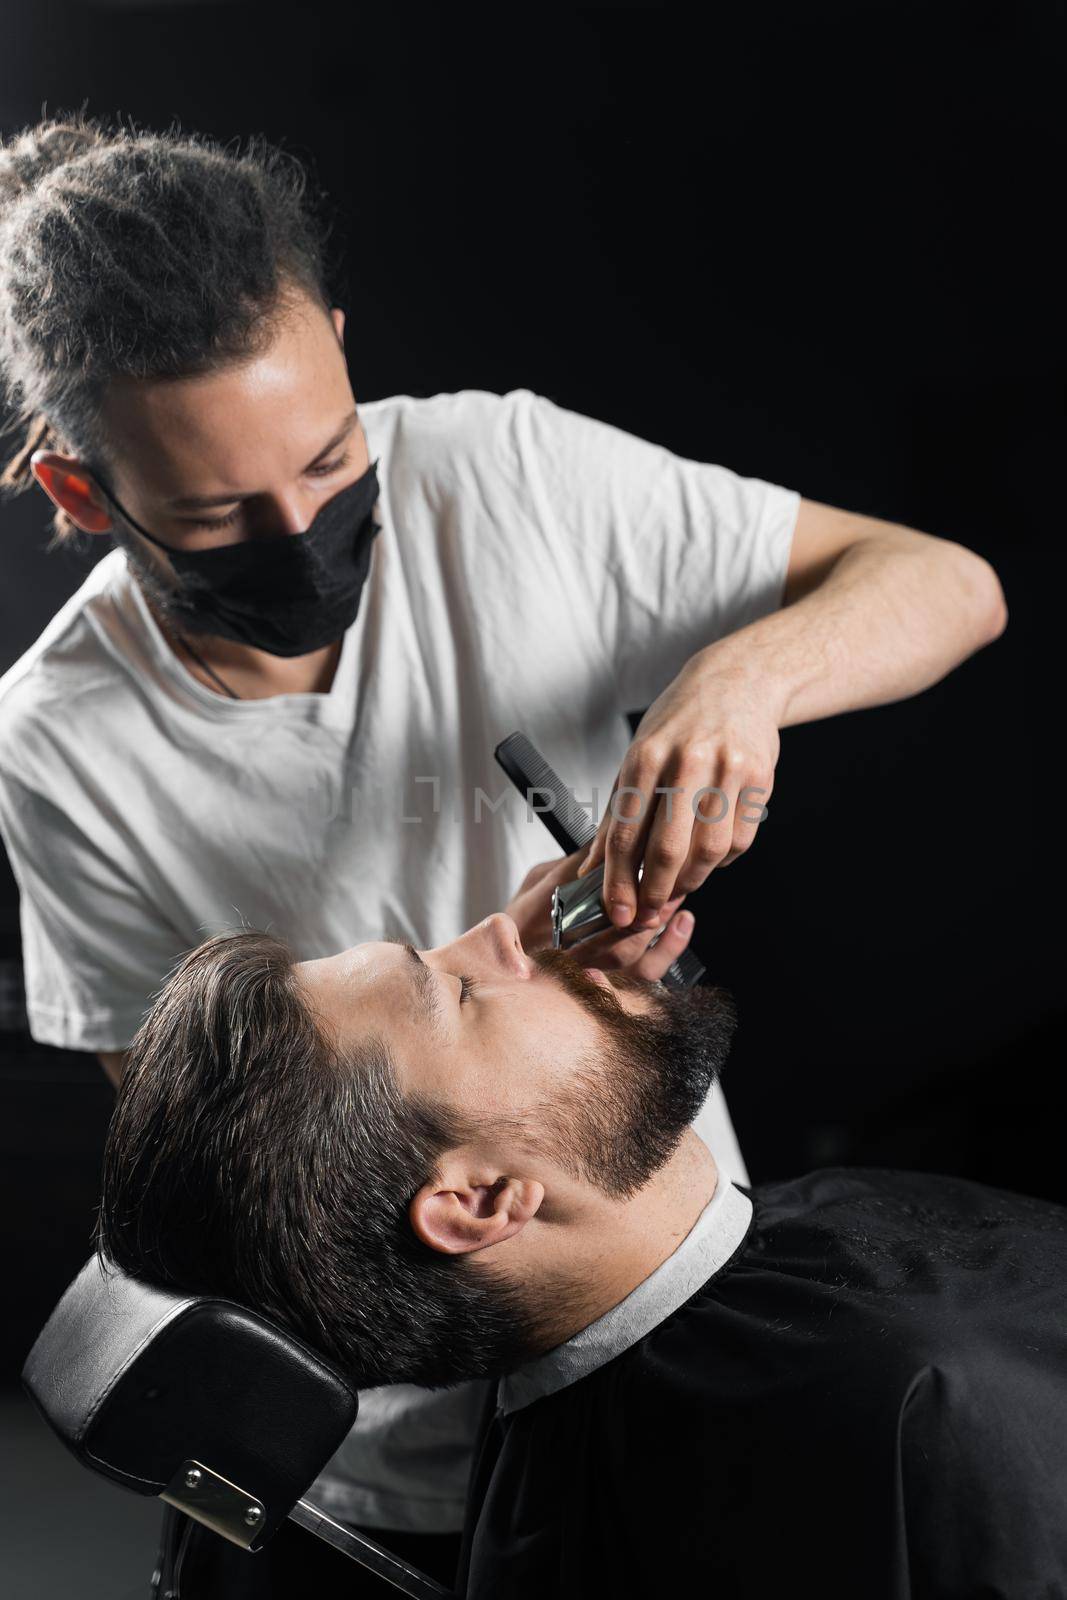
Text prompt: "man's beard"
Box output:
[[432, 951, 739, 1380], [520, 947, 738, 1199], [110, 526, 214, 640]]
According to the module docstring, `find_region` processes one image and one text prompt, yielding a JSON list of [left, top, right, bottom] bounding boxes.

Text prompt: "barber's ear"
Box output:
[[30, 453, 113, 535], [410, 1171, 544, 1256]]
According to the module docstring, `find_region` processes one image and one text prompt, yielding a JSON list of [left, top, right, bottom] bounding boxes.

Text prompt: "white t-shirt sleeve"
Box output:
[[514, 389, 801, 713], [0, 770, 185, 1052]]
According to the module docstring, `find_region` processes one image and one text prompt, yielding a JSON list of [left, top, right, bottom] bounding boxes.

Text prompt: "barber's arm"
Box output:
[[577, 498, 1008, 928], [0, 770, 186, 1075]]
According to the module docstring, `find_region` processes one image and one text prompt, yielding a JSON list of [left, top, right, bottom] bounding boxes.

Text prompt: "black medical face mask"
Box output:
[[92, 456, 383, 657]]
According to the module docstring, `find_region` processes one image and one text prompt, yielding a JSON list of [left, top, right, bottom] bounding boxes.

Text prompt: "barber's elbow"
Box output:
[[975, 556, 1009, 645], [946, 543, 1008, 647]]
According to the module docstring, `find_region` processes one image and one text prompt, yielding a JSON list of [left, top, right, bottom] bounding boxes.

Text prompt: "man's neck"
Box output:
[[147, 598, 342, 699], [515, 1131, 720, 1352]]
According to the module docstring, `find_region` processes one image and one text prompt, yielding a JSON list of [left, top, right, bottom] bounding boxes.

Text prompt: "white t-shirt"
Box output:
[[0, 385, 799, 1530]]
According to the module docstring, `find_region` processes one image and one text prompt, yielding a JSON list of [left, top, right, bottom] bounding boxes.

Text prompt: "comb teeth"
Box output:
[[494, 732, 706, 991], [493, 733, 597, 851], [670, 948, 705, 987]]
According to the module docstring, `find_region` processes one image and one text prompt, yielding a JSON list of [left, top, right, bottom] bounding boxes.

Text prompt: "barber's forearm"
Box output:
[[699, 528, 1008, 730]]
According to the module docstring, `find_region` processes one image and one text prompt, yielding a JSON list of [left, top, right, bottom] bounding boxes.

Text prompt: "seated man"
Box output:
[[98, 912, 1067, 1598]]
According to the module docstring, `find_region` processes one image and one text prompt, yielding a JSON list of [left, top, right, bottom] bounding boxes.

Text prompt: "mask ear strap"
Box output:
[[90, 469, 174, 552]]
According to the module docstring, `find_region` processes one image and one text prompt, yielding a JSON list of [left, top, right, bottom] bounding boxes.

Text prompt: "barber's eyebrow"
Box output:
[[167, 407, 360, 510], [388, 939, 447, 1040]]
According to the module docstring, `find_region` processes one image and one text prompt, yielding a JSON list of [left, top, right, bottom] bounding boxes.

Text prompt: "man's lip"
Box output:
[[581, 966, 612, 989]]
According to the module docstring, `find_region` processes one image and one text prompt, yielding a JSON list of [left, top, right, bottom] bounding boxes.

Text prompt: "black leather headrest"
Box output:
[[22, 1256, 359, 1548]]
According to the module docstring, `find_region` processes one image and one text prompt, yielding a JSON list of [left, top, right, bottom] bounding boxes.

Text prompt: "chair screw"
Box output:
[[184, 1469, 201, 1489]]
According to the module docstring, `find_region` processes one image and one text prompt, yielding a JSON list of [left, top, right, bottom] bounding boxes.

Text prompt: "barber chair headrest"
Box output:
[[22, 1255, 358, 1551]]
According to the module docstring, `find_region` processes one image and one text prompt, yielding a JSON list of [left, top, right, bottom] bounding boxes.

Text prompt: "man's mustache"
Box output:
[[531, 945, 738, 1062], [530, 944, 668, 1014]]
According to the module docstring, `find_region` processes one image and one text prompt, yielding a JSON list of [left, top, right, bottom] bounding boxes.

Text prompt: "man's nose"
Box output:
[[254, 493, 323, 537], [429, 911, 532, 980], [479, 911, 532, 976]]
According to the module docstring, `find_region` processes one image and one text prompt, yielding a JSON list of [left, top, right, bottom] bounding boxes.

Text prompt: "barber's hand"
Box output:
[[576, 651, 778, 930], [504, 848, 696, 982]]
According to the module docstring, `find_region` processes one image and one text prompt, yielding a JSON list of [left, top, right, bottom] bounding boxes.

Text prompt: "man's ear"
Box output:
[[30, 452, 113, 535], [330, 305, 346, 345], [410, 1165, 544, 1257]]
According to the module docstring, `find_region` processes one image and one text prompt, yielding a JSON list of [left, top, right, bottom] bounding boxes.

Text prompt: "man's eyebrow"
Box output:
[[388, 939, 446, 1039], [167, 408, 360, 510]]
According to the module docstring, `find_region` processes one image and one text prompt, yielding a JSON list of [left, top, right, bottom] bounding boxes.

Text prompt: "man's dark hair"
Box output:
[[0, 108, 342, 545], [96, 929, 536, 1389]]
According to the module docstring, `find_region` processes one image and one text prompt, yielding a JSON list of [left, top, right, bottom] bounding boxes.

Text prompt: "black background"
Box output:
[[1, 1, 1063, 1375]]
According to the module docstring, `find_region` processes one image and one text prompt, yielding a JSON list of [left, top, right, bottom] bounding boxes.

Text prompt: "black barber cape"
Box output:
[[458, 1167, 1067, 1599]]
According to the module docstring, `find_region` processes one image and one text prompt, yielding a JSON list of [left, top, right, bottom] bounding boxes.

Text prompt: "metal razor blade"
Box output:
[[552, 861, 613, 949]]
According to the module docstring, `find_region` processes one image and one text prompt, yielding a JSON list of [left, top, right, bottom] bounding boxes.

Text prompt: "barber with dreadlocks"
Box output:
[[0, 114, 1006, 1596]]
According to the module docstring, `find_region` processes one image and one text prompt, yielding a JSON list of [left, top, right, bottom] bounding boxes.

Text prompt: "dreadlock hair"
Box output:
[[0, 107, 343, 545]]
